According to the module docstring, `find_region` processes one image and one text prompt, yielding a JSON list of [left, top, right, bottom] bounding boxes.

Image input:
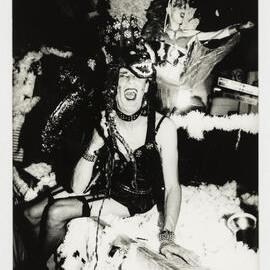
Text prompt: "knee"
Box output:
[[46, 201, 69, 229], [24, 206, 41, 226]]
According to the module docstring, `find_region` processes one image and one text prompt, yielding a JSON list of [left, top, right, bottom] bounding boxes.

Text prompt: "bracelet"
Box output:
[[158, 230, 175, 243], [82, 152, 97, 162]]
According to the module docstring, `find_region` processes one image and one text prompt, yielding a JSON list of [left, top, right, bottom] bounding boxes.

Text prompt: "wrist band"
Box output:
[[82, 152, 97, 162], [158, 230, 175, 243]]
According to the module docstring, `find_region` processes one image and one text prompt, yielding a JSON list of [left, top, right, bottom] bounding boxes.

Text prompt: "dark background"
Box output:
[[13, 0, 258, 70]]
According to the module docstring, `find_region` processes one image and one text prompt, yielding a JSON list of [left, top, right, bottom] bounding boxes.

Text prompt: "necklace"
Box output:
[[115, 106, 142, 122]]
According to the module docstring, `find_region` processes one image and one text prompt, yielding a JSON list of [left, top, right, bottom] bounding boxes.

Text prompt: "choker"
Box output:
[[115, 106, 142, 122]]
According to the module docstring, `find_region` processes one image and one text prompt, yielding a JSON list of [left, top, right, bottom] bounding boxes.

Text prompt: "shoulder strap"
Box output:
[[155, 115, 167, 134], [145, 109, 156, 143]]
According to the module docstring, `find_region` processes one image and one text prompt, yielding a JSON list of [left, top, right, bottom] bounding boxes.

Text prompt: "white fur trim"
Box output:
[[171, 111, 258, 140]]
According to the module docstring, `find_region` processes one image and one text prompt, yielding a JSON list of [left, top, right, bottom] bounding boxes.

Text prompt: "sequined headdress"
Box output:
[[103, 15, 155, 79]]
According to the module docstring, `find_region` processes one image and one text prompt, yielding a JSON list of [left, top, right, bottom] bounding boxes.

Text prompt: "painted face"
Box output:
[[116, 68, 149, 115], [170, 0, 187, 25]]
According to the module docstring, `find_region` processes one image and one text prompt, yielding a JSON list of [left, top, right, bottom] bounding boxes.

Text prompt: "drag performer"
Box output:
[[21, 17, 199, 269], [142, 0, 254, 114]]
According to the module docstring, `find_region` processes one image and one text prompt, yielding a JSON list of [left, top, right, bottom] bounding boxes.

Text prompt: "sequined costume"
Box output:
[[87, 109, 166, 215]]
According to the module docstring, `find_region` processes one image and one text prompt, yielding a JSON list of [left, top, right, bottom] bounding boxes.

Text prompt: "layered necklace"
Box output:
[[115, 106, 142, 122]]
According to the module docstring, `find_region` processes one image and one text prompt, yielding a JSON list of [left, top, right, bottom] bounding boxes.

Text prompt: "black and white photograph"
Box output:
[[5, 0, 264, 269]]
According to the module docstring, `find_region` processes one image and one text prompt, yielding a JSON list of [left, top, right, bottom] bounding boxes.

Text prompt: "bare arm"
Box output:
[[71, 137, 102, 194], [71, 115, 108, 193], [196, 21, 255, 41], [156, 117, 200, 265], [156, 117, 181, 232]]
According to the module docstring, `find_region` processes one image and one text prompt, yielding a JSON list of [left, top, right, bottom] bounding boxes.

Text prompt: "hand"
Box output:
[[240, 21, 255, 30], [160, 242, 201, 266], [181, 7, 200, 30]]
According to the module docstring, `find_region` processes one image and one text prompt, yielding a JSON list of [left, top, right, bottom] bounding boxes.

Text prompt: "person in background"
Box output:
[[142, 0, 254, 114]]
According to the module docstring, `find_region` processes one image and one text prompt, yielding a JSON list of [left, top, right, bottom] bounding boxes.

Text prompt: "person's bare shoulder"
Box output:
[[155, 112, 176, 128], [155, 113, 177, 143]]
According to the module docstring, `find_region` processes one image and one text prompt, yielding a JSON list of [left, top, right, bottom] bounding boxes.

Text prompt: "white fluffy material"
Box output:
[[13, 163, 56, 201], [57, 181, 258, 270], [171, 111, 258, 140], [13, 47, 72, 160]]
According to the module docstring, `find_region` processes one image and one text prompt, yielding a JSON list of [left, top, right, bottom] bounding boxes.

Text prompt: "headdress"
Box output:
[[102, 15, 155, 79]]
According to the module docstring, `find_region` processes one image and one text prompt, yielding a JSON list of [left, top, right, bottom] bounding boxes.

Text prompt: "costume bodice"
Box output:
[[88, 110, 166, 213], [110, 111, 166, 195], [161, 30, 193, 54]]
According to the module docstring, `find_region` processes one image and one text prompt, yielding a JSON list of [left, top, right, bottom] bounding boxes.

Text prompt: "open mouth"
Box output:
[[124, 88, 137, 100]]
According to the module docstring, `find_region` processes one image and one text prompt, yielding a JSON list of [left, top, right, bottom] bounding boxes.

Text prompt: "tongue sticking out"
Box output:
[[124, 89, 137, 100]]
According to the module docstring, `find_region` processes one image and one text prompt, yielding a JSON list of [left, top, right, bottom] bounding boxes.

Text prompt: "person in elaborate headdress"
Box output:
[[20, 16, 199, 269], [142, 0, 254, 114]]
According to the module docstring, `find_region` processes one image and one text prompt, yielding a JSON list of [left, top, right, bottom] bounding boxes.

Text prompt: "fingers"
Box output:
[[246, 21, 255, 29], [178, 247, 200, 266], [160, 244, 201, 266], [184, 7, 194, 21], [188, 7, 197, 20], [162, 250, 173, 260], [241, 21, 255, 30], [182, 7, 198, 30]]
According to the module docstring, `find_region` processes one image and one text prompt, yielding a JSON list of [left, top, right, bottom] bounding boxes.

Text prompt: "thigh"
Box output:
[[89, 198, 130, 218], [51, 196, 130, 221], [24, 185, 65, 218], [24, 197, 49, 223]]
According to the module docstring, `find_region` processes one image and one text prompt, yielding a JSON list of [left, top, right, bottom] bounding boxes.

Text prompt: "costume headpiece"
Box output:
[[103, 15, 155, 79]]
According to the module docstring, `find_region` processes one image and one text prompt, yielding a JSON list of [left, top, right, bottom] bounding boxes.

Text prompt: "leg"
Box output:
[[41, 197, 130, 263], [23, 185, 67, 239], [14, 197, 50, 270], [23, 197, 50, 241], [40, 197, 83, 261], [87, 197, 130, 218]]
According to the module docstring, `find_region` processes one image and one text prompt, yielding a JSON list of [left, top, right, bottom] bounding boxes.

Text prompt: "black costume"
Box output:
[[88, 110, 167, 216]]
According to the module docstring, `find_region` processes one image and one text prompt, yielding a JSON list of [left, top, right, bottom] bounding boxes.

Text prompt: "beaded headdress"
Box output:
[[103, 15, 155, 79]]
